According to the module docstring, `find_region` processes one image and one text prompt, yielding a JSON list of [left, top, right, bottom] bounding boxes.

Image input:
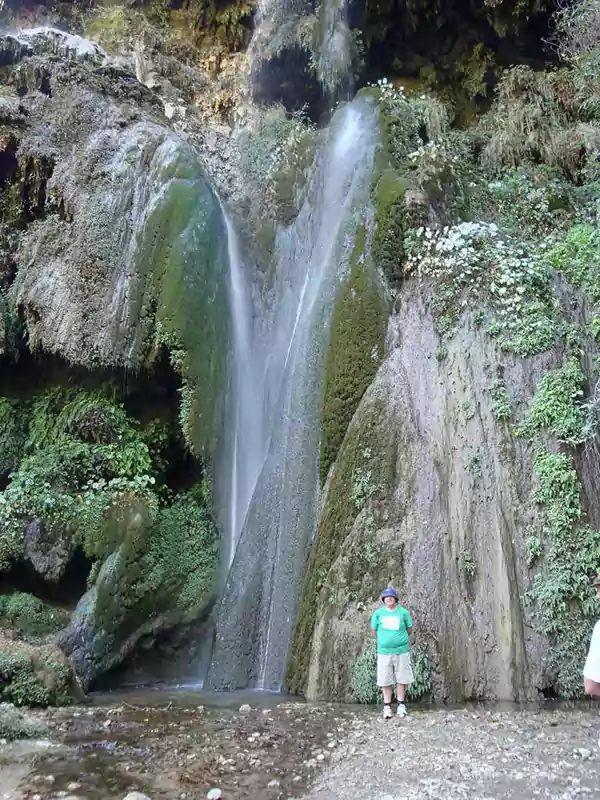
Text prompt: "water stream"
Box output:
[[209, 98, 378, 691]]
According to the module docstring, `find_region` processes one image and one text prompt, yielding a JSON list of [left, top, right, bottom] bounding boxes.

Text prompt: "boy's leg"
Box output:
[[377, 655, 394, 718], [395, 654, 414, 716], [383, 685, 394, 704]]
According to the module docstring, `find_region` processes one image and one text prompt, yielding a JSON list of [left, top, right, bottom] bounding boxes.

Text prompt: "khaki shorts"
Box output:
[[377, 652, 414, 687]]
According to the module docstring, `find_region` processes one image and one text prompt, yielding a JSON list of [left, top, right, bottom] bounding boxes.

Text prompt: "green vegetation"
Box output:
[[0, 384, 219, 697], [350, 638, 432, 704], [489, 380, 512, 421], [287, 398, 388, 693], [0, 397, 27, 478], [462, 550, 476, 579], [239, 105, 318, 225], [83, 0, 253, 56], [518, 358, 590, 444], [0, 388, 155, 570], [320, 245, 388, 485], [0, 637, 76, 707], [78, 485, 218, 677], [0, 593, 70, 638], [526, 448, 600, 696]]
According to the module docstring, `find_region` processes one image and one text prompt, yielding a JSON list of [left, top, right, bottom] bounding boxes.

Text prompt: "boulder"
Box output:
[[23, 518, 75, 583]]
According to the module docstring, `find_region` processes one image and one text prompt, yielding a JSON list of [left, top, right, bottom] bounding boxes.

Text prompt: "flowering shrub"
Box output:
[[405, 221, 556, 354]]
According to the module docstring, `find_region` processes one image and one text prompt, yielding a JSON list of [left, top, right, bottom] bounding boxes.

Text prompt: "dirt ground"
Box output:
[[1, 697, 599, 799]]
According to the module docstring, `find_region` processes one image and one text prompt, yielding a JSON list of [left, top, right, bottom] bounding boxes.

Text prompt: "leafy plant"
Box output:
[[0, 593, 69, 638], [518, 358, 590, 444], [526, 448, 600, 696], [490, 380, 512, 421], [462, 550, 476, 578], [350, 639, 432, 703], [405, 220, 557, 354]]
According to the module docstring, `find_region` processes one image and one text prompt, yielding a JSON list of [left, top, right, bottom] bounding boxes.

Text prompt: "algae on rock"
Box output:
[[319, 228, 388, 485]]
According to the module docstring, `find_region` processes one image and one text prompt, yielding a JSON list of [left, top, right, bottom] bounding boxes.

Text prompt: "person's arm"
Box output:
[[404, 608, 414, 641], [370, 608, 379, 636], [584, 677, 600, 696]]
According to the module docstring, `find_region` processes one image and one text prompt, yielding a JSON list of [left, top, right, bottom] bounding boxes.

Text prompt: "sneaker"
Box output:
[[383, 704, 393, 720], [396, 703, 407, 717]]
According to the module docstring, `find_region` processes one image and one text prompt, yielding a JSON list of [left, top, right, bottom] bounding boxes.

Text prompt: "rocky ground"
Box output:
[[1, 696, 599, 799]]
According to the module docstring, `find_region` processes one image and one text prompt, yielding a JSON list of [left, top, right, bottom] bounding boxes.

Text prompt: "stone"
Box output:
[[239, 704, 252, 713], [206, 790, 222, 800], [164, 102, 177, 119], [267, 779, 280, 788], [123, 794, 152, 800], [23, 518, 74, 583]]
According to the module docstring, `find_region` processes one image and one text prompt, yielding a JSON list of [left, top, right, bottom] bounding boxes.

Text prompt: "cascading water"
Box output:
[[208, 98, 378, 690], [206, 0, 378, 691]]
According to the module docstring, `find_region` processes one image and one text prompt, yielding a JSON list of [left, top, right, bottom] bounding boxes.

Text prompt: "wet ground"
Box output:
[[1, 690, 600, 799]]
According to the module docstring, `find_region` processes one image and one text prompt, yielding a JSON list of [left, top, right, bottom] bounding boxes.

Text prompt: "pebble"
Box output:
[[123, 794, 152, 800], [577, 748, 592, 760], [207, 790, 222, 800], [267, 779, 280, 788], [239, 704, 252, 713], [67, 783, 82, 791]]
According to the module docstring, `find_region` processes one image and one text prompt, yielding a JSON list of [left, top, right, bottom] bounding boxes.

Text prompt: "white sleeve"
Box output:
[[583, 621, 600, 682]]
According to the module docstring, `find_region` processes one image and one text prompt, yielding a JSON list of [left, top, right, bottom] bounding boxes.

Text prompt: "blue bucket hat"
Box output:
[[381, 586, 399, 601]]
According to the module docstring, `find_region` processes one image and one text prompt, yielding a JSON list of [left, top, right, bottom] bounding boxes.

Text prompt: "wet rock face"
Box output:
[[290, 281, 579, 704], [0, 28, 225, 698]]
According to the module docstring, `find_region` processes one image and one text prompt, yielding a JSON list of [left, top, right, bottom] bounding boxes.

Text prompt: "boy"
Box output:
[[371, 585, 414, 719]]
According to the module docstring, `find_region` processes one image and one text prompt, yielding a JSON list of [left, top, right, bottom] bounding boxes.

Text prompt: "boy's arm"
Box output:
[[370, 608, 379, 633]]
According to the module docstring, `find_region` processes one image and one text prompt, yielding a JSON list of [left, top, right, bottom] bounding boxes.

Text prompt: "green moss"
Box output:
[[0, 638, 76, 707], [372, 171, 407, 284], [83, 6, 133, 53], [287, 397, 387, 694], [319, 242, 388, 484], [0, 387, 154, 571], [0, 593, 70, 638], [74, 482, 218, 678], [131, 151, 229, 457]]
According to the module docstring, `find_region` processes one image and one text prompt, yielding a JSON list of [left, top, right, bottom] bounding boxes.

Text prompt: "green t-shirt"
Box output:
[[371, 605, 413, 655]]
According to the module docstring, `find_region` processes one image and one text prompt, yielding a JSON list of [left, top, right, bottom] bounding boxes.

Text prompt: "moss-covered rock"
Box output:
[[0, 593, 70, 639], [0, 30, 229, 459], [319, 238, 388, 485], [0, 633, 81, 707], [286, 394, 389, 694], [371, 170, 408, 285], [58, 486, 218, 688]]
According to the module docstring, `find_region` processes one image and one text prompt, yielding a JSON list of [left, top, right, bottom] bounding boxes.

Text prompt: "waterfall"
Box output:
[[315, 0, 352, 94], [209, 98, 378, 690]]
